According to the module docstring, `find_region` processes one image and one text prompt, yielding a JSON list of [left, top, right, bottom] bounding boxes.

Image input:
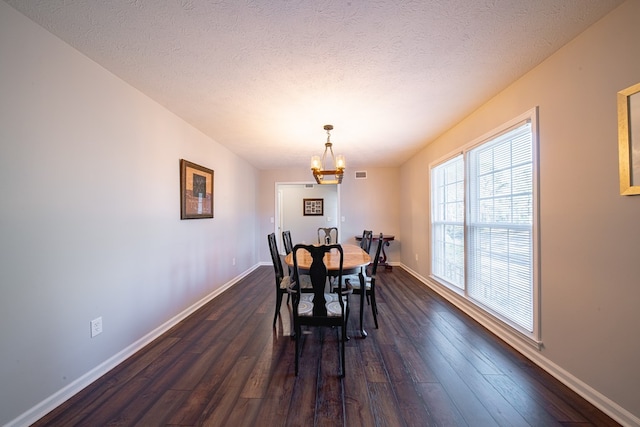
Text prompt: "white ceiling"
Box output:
[[5, 0, 623, 170]]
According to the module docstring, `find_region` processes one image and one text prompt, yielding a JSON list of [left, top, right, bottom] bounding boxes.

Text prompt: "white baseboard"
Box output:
[[400, 264, 640, 427], [5, 265, 260, 427], [10, 263, 638, 427]]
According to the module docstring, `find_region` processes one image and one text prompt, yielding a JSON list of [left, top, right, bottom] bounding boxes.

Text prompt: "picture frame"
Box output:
[[617, 82, 640, 195], [180, 159, 214, 219], [303, 198, 324, 216]]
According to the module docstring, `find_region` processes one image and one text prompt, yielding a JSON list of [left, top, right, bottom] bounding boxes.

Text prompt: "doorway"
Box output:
[[275, 182, 340, 253]]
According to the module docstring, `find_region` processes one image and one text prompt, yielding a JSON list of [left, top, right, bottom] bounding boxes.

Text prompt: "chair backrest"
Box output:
[[267, 233, 285, 286], [370, 232, 385, 278], [359, 230, 373, 253], [317, 227, 338, 244], [282, 230, 293, 254], [292, 243, 344, 317]]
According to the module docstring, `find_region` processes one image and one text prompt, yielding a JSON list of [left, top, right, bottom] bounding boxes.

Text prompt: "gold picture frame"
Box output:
[[617, 82, 640, 195], [180, 159, 214, 219]]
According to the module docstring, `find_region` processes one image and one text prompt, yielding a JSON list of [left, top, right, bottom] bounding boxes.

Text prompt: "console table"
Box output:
[[355, 234, 395, 270]]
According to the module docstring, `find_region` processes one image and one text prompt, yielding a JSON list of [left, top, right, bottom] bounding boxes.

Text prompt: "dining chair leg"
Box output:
[[273, 292, 283, 328], [370, 289, 379, 329], [294, 323, 301, 376], [358, 273, 367, 337], [340, 324, 346, 377], [344, 295, 351, 341]]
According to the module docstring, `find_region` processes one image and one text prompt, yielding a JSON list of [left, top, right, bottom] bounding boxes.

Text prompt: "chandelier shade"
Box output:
[[310, 125, 345, 184]]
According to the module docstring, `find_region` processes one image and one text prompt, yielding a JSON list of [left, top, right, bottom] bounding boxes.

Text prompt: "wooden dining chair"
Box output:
[[281, 229, 294, 302], [344, 232, 384, 329], [280, 230, 313, 295], [317, 227, 338, 244], [339, 229, 372, 289], [289, 243, 352, 377], [282, 230, 293, 255], [359, 229, 373, 254], [267, 232, 292, 327]]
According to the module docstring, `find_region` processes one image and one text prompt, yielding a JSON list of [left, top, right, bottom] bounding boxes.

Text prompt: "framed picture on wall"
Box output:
[[618, 81, 640, 195], [303, 198, 324, 216], [180, 159, 214, 219]]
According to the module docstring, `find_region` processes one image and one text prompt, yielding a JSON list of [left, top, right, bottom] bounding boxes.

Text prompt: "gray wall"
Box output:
[[0, 3, 258, 425], [399, 1, 640, 424], [278, 183, 339, 247]]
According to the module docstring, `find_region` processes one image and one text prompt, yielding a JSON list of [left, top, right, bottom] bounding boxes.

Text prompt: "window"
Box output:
[[431, 109, 538, 339], [431, 154, 465, 290]]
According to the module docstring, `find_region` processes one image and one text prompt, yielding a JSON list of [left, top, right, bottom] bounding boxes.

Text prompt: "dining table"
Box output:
[[284, 243, 372, 337]]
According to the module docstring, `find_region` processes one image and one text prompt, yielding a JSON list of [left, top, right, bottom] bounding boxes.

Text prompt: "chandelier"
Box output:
[[310, 124, 346, 184]]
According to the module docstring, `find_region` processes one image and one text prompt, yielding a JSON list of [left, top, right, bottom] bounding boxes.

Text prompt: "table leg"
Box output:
[[358, 271, 367, 338], [380, 240, 392, 270]]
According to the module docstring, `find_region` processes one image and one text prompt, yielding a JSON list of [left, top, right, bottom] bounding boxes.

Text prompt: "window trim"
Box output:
[[429, 107, 540, 345]]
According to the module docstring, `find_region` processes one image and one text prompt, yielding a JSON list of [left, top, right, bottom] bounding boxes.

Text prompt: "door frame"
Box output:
[[274, 181, 341, 253]]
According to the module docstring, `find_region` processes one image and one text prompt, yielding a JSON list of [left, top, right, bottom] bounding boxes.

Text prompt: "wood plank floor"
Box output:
[[33, 266, 619, 426]]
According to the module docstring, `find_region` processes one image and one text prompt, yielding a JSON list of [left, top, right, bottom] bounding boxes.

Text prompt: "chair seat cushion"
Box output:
[[343, 274, 371, 290], [282, 274, 313, 290], [279, 275, 291, 289], [298, 274, 313, 289], [298, 293, 347, 317]]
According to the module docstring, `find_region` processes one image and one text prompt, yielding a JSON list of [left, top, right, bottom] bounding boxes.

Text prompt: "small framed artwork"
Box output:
[[180, 159, 214, 219], [618, 82, 640, 195], [303, 198, 324, 216]]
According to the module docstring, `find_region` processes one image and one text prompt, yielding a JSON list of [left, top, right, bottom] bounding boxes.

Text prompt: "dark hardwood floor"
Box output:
[[33, 266, 619, 426]]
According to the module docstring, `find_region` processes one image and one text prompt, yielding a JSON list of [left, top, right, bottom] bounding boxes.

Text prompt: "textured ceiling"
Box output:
[[5, 0, 623, 170]]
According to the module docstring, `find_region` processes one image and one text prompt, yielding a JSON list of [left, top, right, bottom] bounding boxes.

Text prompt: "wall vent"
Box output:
[[304, 184, 314, 189], [355, 171, 367, 179]]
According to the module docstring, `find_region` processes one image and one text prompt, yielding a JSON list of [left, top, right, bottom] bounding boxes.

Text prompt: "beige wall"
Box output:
[[258, 167, 401, 263], [400, 1, 640, 423]]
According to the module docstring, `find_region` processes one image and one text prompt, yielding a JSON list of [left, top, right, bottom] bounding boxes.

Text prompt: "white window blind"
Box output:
[[467, 121, 534, 332], [431, 155, 465, 290], [430, 115, 536, 336]]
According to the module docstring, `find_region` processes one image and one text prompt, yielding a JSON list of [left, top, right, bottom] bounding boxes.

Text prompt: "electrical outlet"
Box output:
[[90, 317, 103, 338], [232, 257, 236, 266], [415, 253, 419, 261]]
